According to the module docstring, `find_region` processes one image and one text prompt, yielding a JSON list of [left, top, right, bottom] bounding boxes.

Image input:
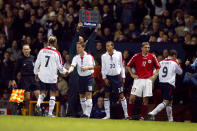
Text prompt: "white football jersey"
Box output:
[[34, 46, 67, 83], [159, 58, 183, 86], [101, 50, 125, 79], [71, 51, 95, 76]]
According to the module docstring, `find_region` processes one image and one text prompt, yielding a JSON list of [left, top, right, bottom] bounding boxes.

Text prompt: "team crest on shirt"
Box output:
[[148, 60, 152, 63]]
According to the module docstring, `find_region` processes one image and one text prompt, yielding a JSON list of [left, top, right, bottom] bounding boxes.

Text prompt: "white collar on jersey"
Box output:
[[79, 51, 87, 57], [107, 49, 117, 55], [142, 53, 148, 57], [166, 57, 175, 60], [47, 46, 56, 50]]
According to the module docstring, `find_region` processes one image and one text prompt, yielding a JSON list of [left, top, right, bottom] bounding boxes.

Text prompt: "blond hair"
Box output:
[[48, 36, 57, 45]]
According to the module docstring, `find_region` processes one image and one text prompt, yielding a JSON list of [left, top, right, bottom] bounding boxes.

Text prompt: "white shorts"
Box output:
[[131, 79, 152, 97]]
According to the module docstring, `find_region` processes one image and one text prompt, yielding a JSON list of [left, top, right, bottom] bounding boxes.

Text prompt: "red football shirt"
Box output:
[[127, 53, 160, 78]]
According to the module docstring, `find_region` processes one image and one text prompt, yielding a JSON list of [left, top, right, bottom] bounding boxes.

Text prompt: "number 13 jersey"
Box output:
[[159, 58, 183, 86], [34, 46, 67, 83]]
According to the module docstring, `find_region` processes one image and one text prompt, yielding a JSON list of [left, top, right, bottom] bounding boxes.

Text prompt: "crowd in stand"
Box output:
[[0, 0, 197, 121]]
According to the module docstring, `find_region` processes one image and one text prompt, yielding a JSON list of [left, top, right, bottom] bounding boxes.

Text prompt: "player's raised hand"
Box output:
[[12, 80, 17, 88], [77, 22, 83, 32], [95, 24, 101, 32], [104, 78, 110, 87]]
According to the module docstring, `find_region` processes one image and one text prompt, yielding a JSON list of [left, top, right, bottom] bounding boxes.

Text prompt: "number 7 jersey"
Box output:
[[159, 58, 183, 87], [34, 46, 67, 83]]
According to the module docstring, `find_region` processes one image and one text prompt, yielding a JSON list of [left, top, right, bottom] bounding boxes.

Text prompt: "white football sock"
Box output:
[[48, 96, 55, 116], [166, 105, 173, 122], [37, 93, 46, 106], [121, 97, 129, 118], [80, 98, 86, 115], [86, 99, 93, 117], [104, 98, 110, 118], [151, 102, 166, 115]]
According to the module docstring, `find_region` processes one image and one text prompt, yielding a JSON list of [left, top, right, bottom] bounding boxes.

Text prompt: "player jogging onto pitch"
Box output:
[[148, 50, 183, 121], [34, 36, 67, 117]]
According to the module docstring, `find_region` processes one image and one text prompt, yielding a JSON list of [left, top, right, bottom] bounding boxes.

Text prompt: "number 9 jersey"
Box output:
[[34, 46, 67, 83], [159, 58, 183, 86]]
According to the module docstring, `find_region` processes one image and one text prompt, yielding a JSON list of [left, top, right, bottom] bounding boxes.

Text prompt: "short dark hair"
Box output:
[[169, 49, 178, 57], [22, 44, 30, 48], [106, 41, 114, 46], [141, 42, 150, 47]]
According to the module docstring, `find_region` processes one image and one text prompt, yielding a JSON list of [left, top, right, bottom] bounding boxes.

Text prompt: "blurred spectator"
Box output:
[[0, 89, 10, 100], [134, 0, 148, 28], [93, 41, 105, 66], [184, 57, 197, 86], [12, 8, 26, 40], [101, 4, 114, 29], [90, 97, 106, 119], [151, 0, 166, 16], [6, 40, 22, 62], [64, 54, 71, 70], [162, 49, 168, 58], [62, 14, 76, 42], [101, 27, 113, 43], [140, 15, 151, 31], [0, 51, 14, 90]]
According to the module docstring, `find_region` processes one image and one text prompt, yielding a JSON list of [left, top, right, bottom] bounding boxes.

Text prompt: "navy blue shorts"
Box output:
[[104, 75, 124, 94], [159, 82, 174, 101], [78, 75, 94, 94], [39, 81, 57, 91], [20, 76, 40, 92]]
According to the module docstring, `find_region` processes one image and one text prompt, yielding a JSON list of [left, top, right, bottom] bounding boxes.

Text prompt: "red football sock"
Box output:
[[140, 105, 148, 118], [128, 103, 135, 117]]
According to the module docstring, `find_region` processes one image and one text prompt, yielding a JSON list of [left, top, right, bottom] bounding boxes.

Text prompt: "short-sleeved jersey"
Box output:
[[101, 50, 125, 79], [71, 51, 95, 76], [34, 46, 67, 83], [127, 53, 160, 78], [159, 58, 183, 86]]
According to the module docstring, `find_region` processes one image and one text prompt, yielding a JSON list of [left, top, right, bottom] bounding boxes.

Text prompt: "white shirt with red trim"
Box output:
[[101, 50, 125, 79], [159, 58, 183, 86], [34, 46, 67, 83], [127, 53, 160, 78], [71, 51, 95, 76]]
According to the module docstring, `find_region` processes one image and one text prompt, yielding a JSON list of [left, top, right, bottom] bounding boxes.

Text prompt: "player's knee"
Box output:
[[34, 90, 40, 99], [79, 94, 85, 98], [105, 92, 110, 98], [143, 98, 149, 105], [24, 94, 30, 101], [163, 100, 170, 106], [129, 95, 136, 103], [85, 92, 92, 99]]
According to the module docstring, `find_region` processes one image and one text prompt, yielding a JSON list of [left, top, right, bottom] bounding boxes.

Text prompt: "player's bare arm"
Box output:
[[127, 66, 138, 79], [81, 65, 94, 71], [67, 65, 75, 75], [149, 69, 159, 81]]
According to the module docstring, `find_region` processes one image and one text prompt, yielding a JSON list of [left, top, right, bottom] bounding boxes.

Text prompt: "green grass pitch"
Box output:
[[0, 115, 196, 131]]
